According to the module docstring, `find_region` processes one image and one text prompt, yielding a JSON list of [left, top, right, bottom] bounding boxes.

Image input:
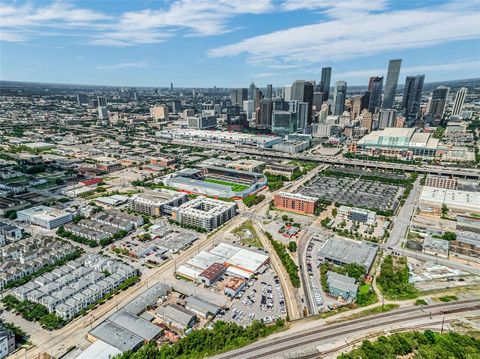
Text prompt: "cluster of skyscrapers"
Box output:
[[229, 58, 467, 137]]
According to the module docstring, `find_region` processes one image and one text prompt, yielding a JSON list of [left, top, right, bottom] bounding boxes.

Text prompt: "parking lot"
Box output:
[[216, 269, 287, 326], [300, 175, 402, 212], [305, 234, 343, 312]]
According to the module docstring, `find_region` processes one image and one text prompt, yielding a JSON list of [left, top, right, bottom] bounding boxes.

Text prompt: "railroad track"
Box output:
[[216, 299, 480, 359]]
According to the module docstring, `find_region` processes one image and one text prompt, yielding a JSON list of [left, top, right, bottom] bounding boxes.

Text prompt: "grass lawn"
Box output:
[[337, 304, 399, 322], [204, 178, 249, 192], [233, 220, 263, 248]]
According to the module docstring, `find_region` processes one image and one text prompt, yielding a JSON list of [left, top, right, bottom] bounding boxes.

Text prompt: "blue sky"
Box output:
[[1, 0, 479, 88]]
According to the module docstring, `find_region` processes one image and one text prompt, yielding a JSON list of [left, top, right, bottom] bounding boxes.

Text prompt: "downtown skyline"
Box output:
[[1, 0, 480, 87]]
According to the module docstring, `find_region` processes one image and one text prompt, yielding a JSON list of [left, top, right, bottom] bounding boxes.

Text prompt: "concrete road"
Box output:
[[387, 177, 421, 249]]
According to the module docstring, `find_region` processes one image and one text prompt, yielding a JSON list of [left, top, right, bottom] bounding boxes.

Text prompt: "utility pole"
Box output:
[[441, 314, 445, 333]]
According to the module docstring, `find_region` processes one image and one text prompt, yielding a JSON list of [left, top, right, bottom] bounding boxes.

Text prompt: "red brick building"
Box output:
[[274, 192, 318, 215]]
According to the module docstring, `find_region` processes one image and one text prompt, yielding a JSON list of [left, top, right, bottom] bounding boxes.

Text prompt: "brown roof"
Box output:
[[198, 262, 225, 280]]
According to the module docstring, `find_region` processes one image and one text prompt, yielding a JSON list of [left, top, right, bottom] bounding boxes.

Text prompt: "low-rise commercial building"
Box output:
[[423, 236, 449, 258], [419, 187, 480, 214], [425, 175, 458, 190], [17, 206, 72, 229], [338, 206, 376, 225]]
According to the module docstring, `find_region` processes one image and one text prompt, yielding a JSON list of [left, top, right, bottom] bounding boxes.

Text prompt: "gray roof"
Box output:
[[326, 271, 358, 294], [185, 296, 221, 316], [89, 320, 144, 352], [108, 310, 161, 341], [157, 304, 196, 327], [318, 237, 378, 271], [124, 282, 170, 315]]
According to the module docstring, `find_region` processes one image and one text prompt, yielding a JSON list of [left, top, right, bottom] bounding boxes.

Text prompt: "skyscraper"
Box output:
[[97, 96, 107, 107], [284, 85, 292, 101], [452, 87, 467, 115], [291, 80, 305, 102], [289, 101, 309, 131], [266, 84, 273, 99], [76, 94, 87, 106], [428, 86, 449, 118], [382, 59, 402, 109], [333, 81, 347, 116], [291, 80, 314, 124], [230, 88, 248, 106], [351, 93, 369, 121], [258, 98, 273, 130], [402, 75, 425, 124], [272, 111, 297, 136], [319, 67, 332, 102], [367, 76, 383, 113], [248, 82, 257, 101]]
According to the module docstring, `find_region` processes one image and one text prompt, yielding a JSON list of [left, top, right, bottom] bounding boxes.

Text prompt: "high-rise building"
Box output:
[[97, 96, 107, 107], [312, 92, 324, 114], [243, 100, 255, 120], [368, 76, 383, 113], [378, 109, 397, 129], [170, 100, 182, 114], [333, 81, 347, 116], [272, 110, 298, 136], [76, 94, 88, 106], [248, 82, 257, 101], [319, 67, 332, 102], [266, 84, 273, 99], [288, 101, 309, 131], [257, 99, 273, 129], [284, 85, 292, 101], [304, 81, 314, 124], [452, 87, 467, 115], [291, 80, 305, 102], [170, 82, 174, 91], [428, 86, 449, 118], [230, 88, 248, 106], [351, 93, 369, 121], [382, 59, 402, 109], [402, 75, 425, 124], [97, 106, 109, 120], [291, 80, 314, 124], [151, 105, 170, 121]]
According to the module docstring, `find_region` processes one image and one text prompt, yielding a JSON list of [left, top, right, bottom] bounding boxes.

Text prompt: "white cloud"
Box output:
[[96, 61, 153, 70], [0, 0, 275, 46], [209, 1, 480, 66]]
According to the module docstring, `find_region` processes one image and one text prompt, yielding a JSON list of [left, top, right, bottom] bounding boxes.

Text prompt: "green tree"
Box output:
[[288, 241, 297, 252]]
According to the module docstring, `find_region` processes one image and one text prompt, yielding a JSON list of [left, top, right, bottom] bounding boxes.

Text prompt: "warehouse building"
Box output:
[[171, 197, 237, 231], [17, 206, 72, 229], [318, 237, 378, 272], [419, 187, 480, 214], [156, 304, 197, 329], [128, 189, 188, 216], [176, 242, 269, 281], [326, 271, 358, 301]]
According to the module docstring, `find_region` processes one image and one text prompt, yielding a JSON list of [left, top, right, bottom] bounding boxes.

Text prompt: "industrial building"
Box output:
[[156, 304, 197, 329], [274, 192, 318, 215], [326, 271, 358, 301], [128, 189, 188, 216], [177, 242, 269, 282], [318, 237, 378, 272], [353, 127, 439, 160], [17, 205, 73, 229], [419, 187, 480, 214], [171, 197, 237, 231], [423, 236, 449, 258]]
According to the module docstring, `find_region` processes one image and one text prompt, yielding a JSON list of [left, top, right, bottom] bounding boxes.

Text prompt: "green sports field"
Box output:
[[204, 178, 249, 192]]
